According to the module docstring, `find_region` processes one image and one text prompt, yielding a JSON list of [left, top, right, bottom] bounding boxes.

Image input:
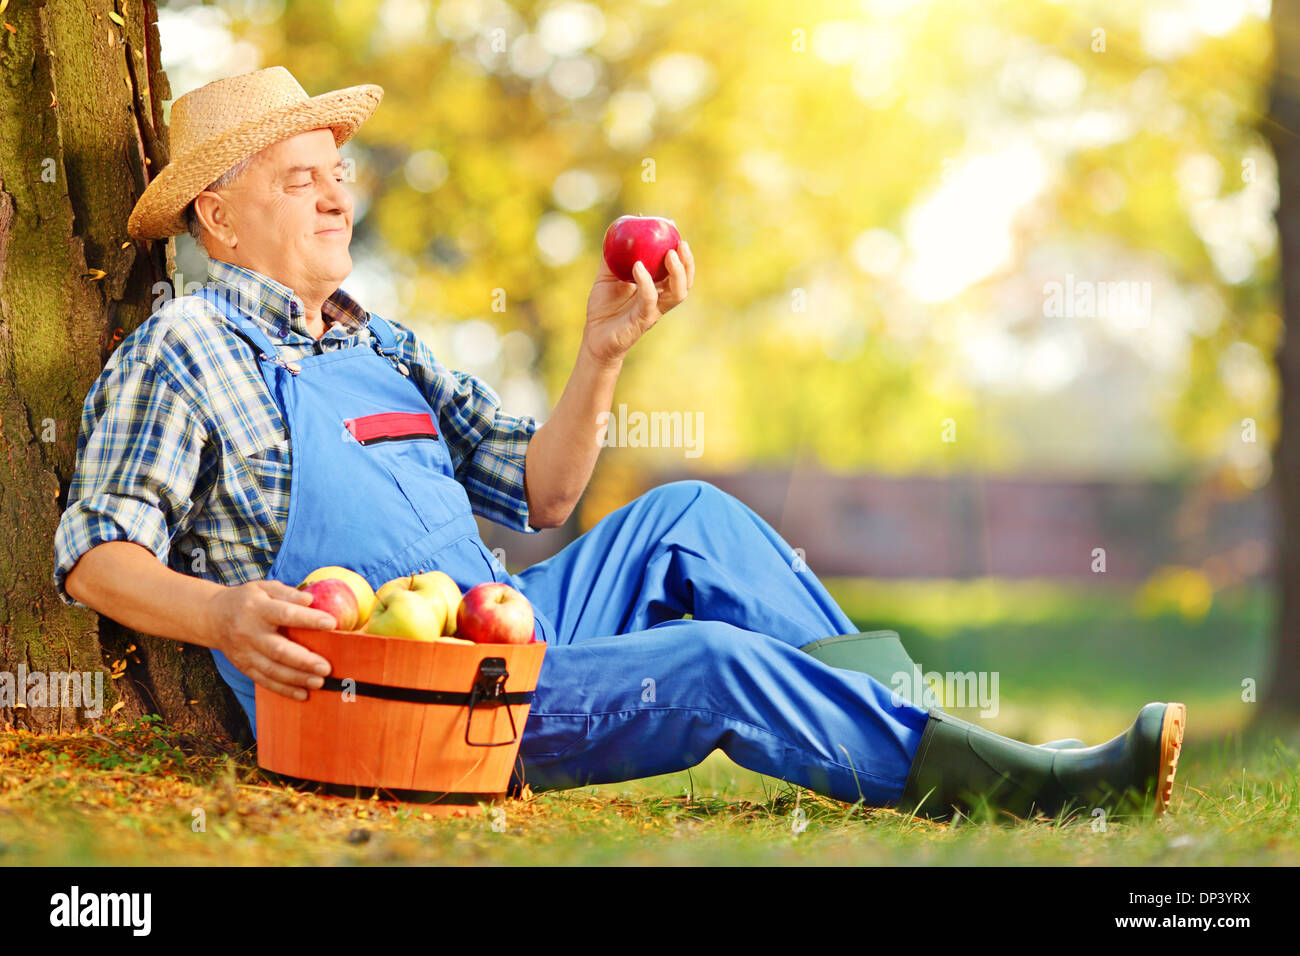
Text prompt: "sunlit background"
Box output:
[[158, 0, 1281, 739]]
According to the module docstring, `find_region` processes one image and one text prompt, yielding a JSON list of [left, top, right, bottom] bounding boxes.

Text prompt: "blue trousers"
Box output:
[[507, 480, 930, 806]]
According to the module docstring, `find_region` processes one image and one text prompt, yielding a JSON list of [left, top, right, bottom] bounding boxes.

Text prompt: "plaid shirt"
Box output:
[[53, 258, 539, 609]]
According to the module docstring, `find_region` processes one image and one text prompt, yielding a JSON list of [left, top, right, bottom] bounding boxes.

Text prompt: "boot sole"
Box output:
[[1155, 702, 1186, 816]]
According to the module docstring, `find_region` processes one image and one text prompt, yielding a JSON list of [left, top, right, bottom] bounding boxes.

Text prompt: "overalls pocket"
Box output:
[[342, 410, 462, 533]]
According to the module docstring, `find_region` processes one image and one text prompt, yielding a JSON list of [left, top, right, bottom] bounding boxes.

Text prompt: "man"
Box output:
[[54, 66, 1185, 822]]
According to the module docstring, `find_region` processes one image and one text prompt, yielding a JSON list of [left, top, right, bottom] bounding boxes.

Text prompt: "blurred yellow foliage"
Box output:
[[221, 0, 1278, 478], [1134, 565, 1214, 620]]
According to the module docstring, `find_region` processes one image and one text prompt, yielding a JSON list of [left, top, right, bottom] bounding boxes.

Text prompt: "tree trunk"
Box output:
[[0, 0, 247, 741], [1264, 0, 1300, 719]]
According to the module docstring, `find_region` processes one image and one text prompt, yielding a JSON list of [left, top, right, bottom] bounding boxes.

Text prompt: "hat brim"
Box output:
[[127, 82, 383, 240]]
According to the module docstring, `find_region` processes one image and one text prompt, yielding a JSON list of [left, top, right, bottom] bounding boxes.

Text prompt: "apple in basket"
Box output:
[[364, 574, 449, 642], [376, 571, 463, 635], [299, 566, 376, 626], [297, 578, 360, 630], [365, 588, 446, 641], [456, 582, 535, 644]]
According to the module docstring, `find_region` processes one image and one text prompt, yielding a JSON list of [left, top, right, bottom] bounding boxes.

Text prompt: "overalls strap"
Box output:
[[194, 285, 281, 363], [364, 312, 400, 356], [195, 285, 406, 376]]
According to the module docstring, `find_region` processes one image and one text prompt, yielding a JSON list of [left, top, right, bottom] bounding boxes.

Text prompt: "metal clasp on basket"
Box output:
[[465, 657, 519, 747]]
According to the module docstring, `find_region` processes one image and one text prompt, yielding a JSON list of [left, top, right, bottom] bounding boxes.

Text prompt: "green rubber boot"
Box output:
[[893, 702, 1186, 822], [801, 631, 929, 705]]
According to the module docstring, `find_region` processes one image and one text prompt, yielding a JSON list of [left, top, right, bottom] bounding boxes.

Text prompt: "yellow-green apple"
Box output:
[[297, 579, 360, 630], [363, 588, 446, 641], [456, 583, 535, 644], [424, 572, 463, 635], [300, 566, 376, 624], [602, 215, 681, 282], [377, 571, 463, 635]]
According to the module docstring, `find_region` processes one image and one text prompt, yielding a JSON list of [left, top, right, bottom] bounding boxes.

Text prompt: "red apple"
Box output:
[[456, 582, 535, 645], [298, 578, 360, 630], [300, 566, 376, 624], [602, 215, 681, 283]]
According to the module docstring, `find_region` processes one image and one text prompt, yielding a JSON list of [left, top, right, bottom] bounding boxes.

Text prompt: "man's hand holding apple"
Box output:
[[583, 220, 695, 368], [203, 579, 336, 701]]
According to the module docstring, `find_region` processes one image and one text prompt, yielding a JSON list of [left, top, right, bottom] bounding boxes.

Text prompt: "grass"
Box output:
[[1, 579, 1295, 865], [0, 716, 1296, 865]]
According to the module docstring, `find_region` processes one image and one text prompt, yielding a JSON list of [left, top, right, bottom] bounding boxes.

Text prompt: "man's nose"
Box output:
[[321, 175, 352, 215]]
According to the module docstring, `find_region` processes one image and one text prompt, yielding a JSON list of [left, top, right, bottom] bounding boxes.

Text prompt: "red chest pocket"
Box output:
[[344, 411, 439, 445]]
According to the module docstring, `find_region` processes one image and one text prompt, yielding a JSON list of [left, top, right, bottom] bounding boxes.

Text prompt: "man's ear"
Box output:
[[194, 190, 236, 250]]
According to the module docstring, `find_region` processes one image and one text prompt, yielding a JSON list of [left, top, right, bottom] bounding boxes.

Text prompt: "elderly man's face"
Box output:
[[206, 127, 353, 296]]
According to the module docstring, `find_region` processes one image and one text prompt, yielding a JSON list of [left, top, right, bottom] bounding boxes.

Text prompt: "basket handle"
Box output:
[[465, 657, 521, 747]]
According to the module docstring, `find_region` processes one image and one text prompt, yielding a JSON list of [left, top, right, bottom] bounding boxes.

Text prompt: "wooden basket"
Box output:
[[255, 628, 546, 816]]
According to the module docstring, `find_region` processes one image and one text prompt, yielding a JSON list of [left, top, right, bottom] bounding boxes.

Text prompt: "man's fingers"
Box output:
[[632, 259, 652, 291], [253, 649, 326, 690], [665, 249, 688, 301], [259, 579, 313, 604], [679, 240, 694, 288], [246, 665, 310, 702], [633, 261, 659, 313], [266, 594, 338, 630], [257, 629, 332, 676]]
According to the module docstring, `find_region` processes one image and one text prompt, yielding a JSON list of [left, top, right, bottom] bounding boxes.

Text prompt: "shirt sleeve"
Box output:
[[388, 319, 542, 534], [52, 358, 209, 608]]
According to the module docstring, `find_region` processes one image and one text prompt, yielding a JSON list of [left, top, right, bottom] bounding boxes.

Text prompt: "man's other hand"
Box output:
[[583, 239, 694, 366]]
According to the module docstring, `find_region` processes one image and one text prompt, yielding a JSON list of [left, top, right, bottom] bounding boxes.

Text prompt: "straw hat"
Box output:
[[127, 66, 383, 240]]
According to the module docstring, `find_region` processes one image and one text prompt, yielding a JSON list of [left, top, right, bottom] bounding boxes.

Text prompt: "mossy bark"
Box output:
[[0, 0, 247, 742]]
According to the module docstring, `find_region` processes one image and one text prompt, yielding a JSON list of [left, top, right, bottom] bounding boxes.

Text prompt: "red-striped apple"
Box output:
[[300, 566, 376, 624], [297, 578, 360, 630]]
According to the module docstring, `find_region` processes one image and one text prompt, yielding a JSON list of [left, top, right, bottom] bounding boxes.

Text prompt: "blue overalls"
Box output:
[[198, 287, 929, 807]]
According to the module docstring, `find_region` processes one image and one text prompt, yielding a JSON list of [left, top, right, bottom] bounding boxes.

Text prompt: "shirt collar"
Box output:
[[204, 258, 369, 342]]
